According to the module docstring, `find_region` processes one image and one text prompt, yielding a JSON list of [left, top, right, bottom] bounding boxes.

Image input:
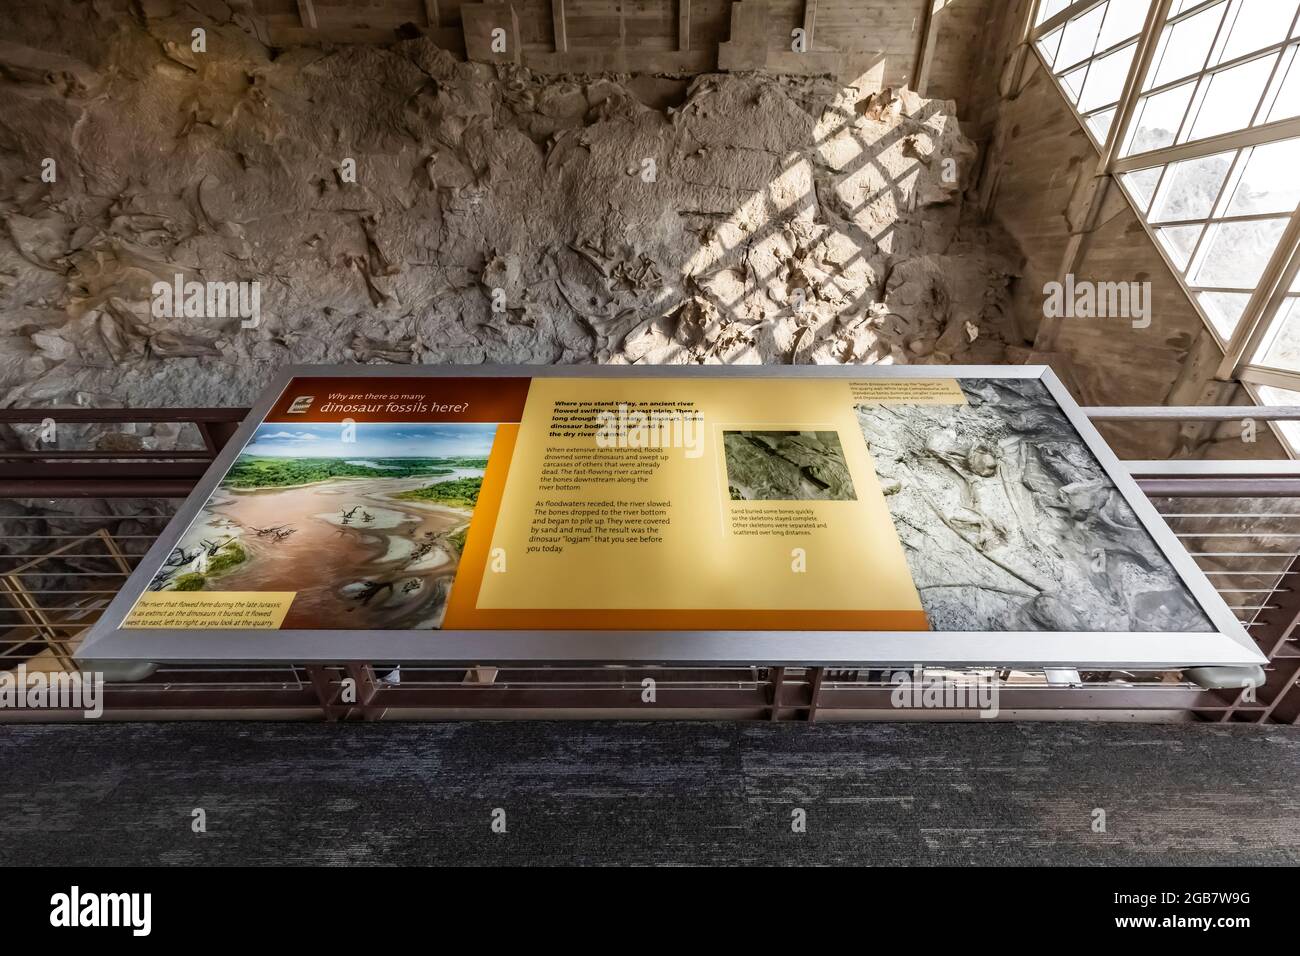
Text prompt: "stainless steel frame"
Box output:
[[74, 364, 1267, 671]]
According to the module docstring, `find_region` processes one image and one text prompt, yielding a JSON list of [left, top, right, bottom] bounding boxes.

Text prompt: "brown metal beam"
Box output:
[[0, 408, 249, 424]]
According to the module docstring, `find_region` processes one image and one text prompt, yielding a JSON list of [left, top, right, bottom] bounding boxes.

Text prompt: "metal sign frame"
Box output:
[[76, 364, 1266, 670]]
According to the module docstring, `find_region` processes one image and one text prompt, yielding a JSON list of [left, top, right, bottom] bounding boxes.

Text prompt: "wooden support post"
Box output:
[[344, 662, 382, 720], [552, 0, 567, 52], [307, 665, 341, 721], [424, 0, 440, 28], [769, 666, 785, 721], [678, 0, 690, 52], [295, 0, 318, 30], [802, 0, 816, 50], [912, 0, 937, 94], [806, 666, 825, 723]]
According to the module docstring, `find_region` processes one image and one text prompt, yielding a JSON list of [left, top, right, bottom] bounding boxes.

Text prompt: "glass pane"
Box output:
[[1222, 139, 1300, 215], [1086, 107, 1118, 140], [1039, 26, 1065, 67], [1185, 53, 1279, 141], [1057, 5, 1108, 70], [1060, 64, 1089, 103], [1255, 383, 1300, 450], [1125, 82, 1195, 154], [1189, 217, 1289, 287], [1258, 297, 1300, 370], [1157, 224, 1205, 269], [1078, 42, 1137, 110], [1147, 1, 1227, 89], [1261, 45, 1300, 122], [1213, 0, 1299, 66], [1121, 167, 1165, 211], [1198, 290, 1253, 338], [1037, 0, 1075, 26], [1097, 0, 1150, 51], [1150, 150, 1235, 222]]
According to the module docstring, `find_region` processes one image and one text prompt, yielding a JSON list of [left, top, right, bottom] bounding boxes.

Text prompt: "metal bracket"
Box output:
[[1186, 665, 1266, 691]]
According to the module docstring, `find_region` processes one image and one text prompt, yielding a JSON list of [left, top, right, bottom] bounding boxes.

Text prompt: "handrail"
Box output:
[[1083, 406, 1300, 421]]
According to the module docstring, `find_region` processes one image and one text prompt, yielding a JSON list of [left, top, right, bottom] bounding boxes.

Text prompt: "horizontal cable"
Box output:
[[1201, 572, 1294, 580], [1163, 514, 1300, 519], [1175, 532, 1300, 537]]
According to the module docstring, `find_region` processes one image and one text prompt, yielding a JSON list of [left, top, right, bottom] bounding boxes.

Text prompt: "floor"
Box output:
[[2, 720, 1297, 866]]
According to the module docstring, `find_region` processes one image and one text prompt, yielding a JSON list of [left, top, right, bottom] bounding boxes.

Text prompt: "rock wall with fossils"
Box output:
[[0, 1, 1025, 425]]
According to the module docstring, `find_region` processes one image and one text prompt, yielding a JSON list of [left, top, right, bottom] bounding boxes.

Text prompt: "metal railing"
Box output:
[[1, 405, 1297, 723]]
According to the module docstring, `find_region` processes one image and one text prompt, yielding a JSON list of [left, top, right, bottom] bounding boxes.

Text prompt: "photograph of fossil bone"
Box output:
[[855, 379, 1213, 633], [724, 430, 856, 501]]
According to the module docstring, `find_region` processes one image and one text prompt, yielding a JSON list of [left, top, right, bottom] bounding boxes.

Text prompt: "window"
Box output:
[[1122, 139, 1298, 341], [1124, 1, 1300, 157], [1031, 0, 1300, 453], [1037, 1, 1151, 142]]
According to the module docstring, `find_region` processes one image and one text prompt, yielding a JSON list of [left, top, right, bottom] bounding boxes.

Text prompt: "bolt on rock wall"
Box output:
[[0, 4, 1025, 419]]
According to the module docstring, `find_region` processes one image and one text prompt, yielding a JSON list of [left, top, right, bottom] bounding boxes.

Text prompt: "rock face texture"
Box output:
[[855, 379, 1213, 633], [0, 2, 1023, 429]]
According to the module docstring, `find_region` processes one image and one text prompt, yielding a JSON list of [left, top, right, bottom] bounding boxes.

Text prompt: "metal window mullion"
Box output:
[[1243, 19, 1298, 129], [1032, 0, 1108, 43], [1102, 0, 1176, 166], [1241, 364, 1300, 393], [1029, 43, 1109, 143], [1131, 1, 1233, 157], [1120, 198, 1262, 350], [1092, 34, 1143, 64], [1256, 10, 1300, 124], [1179, 149, 1246, 283], [1138, 0, 1226, 114], [1151, 210, 1292, 230], [1144, 30, 1299, 103], [1173, 4, 1240, 147], [1191, 284, 1284, 295], [1116, 162, 1170, 216], [1259, 45, 1300, 123], [1177, 31, 1299, 149], [1113, 115, 1300, 172], [1219, 205, 1300, 378], [1206, 0, 1242, 66], [1167, 0, 1226, 28]]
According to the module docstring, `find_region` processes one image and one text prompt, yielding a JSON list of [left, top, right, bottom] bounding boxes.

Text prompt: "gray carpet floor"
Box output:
[[2, 721, 1297, 866]]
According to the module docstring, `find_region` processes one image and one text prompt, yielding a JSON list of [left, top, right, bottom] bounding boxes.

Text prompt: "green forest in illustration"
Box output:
[[223, 457, 488, 489], [394, 476, 484, 509]]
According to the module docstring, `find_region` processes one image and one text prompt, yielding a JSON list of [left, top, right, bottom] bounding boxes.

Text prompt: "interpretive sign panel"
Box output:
[[78, 366, 1265, 669]]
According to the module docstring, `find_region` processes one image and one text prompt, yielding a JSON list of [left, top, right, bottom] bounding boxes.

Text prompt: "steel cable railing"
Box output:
[[0, 405, 1297, 722]]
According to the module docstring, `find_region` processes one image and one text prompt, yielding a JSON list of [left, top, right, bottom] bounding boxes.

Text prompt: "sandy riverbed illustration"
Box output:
[[147, 422, 494, 629], [151, 472, 482, 628]]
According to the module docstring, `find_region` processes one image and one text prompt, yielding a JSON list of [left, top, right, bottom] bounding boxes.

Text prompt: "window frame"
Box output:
[[1028, 0, 1300, 452]]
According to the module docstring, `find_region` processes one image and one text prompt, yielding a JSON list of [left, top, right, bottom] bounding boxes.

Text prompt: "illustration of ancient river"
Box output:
[[157, 468, 483, 629]]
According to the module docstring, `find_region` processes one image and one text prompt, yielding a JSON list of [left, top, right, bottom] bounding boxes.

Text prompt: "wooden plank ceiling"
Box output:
[[245, 0, 993, 97]]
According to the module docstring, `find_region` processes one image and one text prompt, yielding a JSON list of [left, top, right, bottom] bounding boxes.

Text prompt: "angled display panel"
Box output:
[[77, 365, 1266, 670]]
